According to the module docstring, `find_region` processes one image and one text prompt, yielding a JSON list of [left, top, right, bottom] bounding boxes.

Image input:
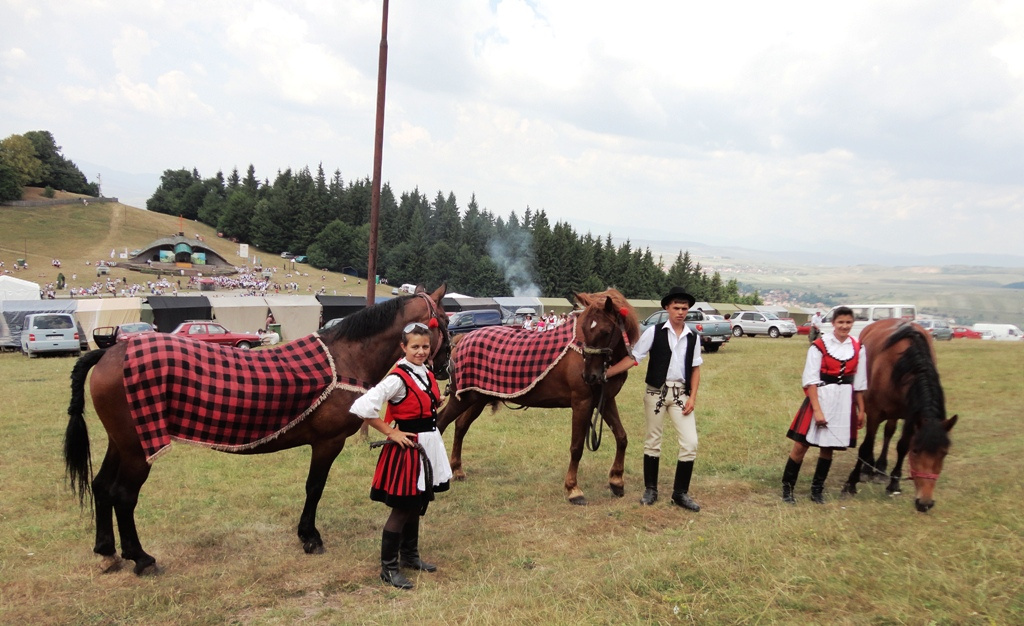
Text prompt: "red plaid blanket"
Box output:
[[123, 333, 352, 462], [453, 316, 579, 399]]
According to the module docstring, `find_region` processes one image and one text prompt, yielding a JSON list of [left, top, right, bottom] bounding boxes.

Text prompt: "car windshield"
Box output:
[[121, 323, 151, 332], [764, 313, 780, 320]]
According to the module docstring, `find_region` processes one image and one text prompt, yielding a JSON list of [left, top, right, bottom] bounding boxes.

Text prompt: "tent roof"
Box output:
[[146, 295, 212, 310], [0, 275, 41, 300]]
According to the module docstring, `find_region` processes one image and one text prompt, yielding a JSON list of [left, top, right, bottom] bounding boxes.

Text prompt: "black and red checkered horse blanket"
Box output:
[[453, 317, 579, 399], [123, 333, 358, 462]]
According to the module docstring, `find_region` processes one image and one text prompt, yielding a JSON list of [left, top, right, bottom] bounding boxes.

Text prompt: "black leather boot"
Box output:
[[781, 457, 802, 504], [670, 460, 700, 512], [810, 457, 832, 504], [380, 529, 413, 589], [399, 517, 436, 572], [640, 454, 659, 505]]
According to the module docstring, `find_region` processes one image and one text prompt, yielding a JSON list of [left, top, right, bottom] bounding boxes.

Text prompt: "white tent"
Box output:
[[209, 296, 270, 334], [76, 297, 143, 348], [264, 295, 322, 342], [0, 275, 41, 301]]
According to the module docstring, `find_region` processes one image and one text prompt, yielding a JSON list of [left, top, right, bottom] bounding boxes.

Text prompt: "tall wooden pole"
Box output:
[[366, 0, 389, 306]]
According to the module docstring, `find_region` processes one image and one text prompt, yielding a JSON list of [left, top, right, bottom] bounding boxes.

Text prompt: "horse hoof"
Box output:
[[609, 484, 625, 498], [303, 541, 325, 555], [568, 495, 587, 506], [840, 484, 856, 497], [452, 469, 467, 481], [99, 555, 123, 573], [133, 562, 160, 576], [888, 490, 902, 497]]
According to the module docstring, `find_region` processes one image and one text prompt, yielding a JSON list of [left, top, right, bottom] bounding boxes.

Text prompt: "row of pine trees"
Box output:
[[147, 164, 761, 303]]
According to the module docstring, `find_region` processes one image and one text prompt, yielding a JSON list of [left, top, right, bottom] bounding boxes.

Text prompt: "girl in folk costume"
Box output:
[[782, 306, 867, 504], [351, 322, 453, 589]]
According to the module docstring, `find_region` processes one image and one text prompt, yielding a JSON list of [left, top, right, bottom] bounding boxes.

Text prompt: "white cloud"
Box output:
[[2, 48, 28, 69]]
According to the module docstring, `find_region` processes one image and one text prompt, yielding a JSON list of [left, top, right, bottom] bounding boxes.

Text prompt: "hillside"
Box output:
[[0, 189, 392, 299]]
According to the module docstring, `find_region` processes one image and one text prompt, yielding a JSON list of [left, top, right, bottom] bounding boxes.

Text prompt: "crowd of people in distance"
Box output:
[[522, 311, 570, 331]]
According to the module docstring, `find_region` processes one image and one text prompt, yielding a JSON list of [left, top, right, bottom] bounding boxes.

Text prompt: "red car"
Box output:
[[952, 326, 982, 339], [171, 321, 260, 349], [797, 322, 812, 336]]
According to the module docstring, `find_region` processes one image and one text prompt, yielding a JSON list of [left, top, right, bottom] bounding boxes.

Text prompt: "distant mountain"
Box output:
[[78, 161, 159, 209]]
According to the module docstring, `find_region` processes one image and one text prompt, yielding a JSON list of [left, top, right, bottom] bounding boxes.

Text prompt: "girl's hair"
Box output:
[[402, 321, 431, 344]]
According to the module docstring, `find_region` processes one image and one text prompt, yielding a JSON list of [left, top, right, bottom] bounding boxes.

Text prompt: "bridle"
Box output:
[[414, 292, 451, 365], [575, 307, 633, 451], [908, 451, 941, 482]]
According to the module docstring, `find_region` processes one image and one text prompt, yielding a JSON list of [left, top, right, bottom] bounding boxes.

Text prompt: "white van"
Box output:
[[971, 323, 1024, 341], [822, 304, 916, 338]]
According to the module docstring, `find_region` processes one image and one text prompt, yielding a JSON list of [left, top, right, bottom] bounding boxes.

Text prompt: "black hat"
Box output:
[[661, 287, 695, 308]]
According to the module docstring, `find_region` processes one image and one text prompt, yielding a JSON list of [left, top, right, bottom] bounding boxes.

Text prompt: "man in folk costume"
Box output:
[[351, 322, 453, 589], [782, 306, 867, 504], [625, 287, 704, 511]]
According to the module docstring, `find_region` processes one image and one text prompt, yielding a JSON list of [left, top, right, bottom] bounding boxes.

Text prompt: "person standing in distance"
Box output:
[[627, 287, 704, 511], [809, 310, 823, 343]]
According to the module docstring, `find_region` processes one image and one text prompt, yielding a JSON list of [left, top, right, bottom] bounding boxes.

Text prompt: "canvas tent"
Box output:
[[443, 296, 500, 313], [0, 275, 41, 301], [146, 296, 212, 334], [536, 297, 576, 316], [0, 298, 82, 350], [317, 295, 371, 325], [209, 296, 271, 334], [76, 297, 143, 348], [264, 295, 322, 342]]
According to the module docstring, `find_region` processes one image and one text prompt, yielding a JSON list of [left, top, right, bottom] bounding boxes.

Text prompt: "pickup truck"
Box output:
[[639, 309, 732, 352]]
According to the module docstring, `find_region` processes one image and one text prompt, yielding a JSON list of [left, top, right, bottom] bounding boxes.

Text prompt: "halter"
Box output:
[[907, 451, 941, 481], [414, 292, 451, 363], [574, 305, 632, 452]]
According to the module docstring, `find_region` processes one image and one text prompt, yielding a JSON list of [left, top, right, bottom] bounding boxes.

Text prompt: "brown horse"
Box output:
[[841, 318, 957, 512], [436, 289, 639, 505], [63, 286, 449, 575]]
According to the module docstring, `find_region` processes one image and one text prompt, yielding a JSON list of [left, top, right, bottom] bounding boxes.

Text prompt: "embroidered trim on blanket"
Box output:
[[453, 315, 579, 399], [124, 333, 361, 463]]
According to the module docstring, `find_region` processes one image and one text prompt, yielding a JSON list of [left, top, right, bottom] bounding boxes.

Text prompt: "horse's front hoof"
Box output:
[[99, 554, 123, 573], [568, 495, 588, 506], [887, 489, 902, 497], [609, 483, 625, 498], [303, 541, 325, 555], [452, 468, 467, 481], [132, 559, 160, 576], [840, 483, 856, 497]]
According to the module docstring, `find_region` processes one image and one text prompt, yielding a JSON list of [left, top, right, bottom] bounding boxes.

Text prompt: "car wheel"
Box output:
[[237, 341, 253, 350], [768, 327, 780, 338], [732, 326, 743, 337]]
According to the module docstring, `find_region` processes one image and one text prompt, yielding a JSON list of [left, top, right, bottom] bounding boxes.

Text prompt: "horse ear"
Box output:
[[575, 292, 590, 307], [603, 295, 617, 313], [943, 414, 958, 432], [430, 283, 447, 303]]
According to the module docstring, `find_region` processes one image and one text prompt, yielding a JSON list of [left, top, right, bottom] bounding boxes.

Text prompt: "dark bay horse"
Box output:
[[436, 289, 639, 505], [841, 318, 958, 512], [63, 286, 449, 574]]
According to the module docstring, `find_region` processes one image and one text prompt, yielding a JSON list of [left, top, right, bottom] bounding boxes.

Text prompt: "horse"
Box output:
[[841, 318, 958, 512], [435, 289, 640, 505], [63, 286, 450, 575]]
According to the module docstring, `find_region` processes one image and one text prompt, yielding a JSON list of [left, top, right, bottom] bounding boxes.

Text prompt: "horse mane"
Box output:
[[887, 322, 948, 453], [587, 288, 640, 344], [321, 295, 409, 342]]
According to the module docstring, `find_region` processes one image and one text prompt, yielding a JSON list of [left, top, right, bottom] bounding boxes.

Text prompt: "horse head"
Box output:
[[574, 289, 638, 386], [410, 284, 451, 376], [909, 414, 957, 512]]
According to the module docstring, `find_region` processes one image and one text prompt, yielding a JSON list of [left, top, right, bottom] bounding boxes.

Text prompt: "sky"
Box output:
[[2, 0, 1023, 260]]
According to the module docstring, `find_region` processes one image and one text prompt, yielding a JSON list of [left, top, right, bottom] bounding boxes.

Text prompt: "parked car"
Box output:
[[448, 309, 504, 335], [170, 321, 260, 349], [822, 304, 917, 338], [21, 312, 81, 357], [971, 323, 1024, 341], [293, 255, 308, 263], [730, 311, 798, 338], [505, 307, 537, 329], [92, 321, 157, 348], [952, 326, 982, 339], [916, 319, 953, 341], [280, 251, 294, 259], [640, 309, 732, 352], [796, 322, 812, 336]]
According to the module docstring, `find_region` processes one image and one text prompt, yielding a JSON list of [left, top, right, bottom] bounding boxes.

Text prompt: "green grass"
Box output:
[[0, 338, 1021, 624]]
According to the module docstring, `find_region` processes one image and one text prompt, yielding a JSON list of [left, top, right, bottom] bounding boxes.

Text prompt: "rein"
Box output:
[[578, 310, 632, 453]]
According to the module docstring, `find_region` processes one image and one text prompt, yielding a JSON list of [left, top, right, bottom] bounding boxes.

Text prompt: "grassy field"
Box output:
[[1, 190, 393, 300], [1, 337, 1021, 624]]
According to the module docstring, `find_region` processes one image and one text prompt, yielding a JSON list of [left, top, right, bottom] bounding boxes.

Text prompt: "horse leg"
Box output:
[[110, 454, 156, 575], [874, 419, 898, 483], [843, 421, 877, 496], [888, 431, 911, 496], [297, 436, 347, 554], [92, 441, 123, 573], [601, 398, 627, 498], [565, 401, 591, 506], [448, 401, 487, 481]]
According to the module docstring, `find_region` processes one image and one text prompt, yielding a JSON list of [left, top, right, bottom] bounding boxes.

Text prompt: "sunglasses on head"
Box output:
[[403, 322, 429, 333]]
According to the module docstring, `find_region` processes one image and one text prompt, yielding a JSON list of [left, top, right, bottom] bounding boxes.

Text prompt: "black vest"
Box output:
[[644, 324, 697, 394]]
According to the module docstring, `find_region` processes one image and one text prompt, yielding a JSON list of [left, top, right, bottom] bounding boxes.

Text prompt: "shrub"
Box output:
[[42, 185, 55, 198]]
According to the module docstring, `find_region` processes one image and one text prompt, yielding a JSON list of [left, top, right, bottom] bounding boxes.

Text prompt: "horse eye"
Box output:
[[590, 320, 597, 329]]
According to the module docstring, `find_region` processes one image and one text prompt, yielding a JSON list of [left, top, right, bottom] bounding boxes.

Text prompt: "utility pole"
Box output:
[[366, 0, 389, 307]]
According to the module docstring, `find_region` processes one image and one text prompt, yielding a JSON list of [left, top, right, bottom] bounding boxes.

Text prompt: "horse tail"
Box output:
[[64, 348, 106, 507]]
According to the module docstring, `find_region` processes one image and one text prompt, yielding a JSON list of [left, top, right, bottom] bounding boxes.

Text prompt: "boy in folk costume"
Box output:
[[610, 287, 704, 511], [351, 322, 453, 589], [782, 306, 867, 504]]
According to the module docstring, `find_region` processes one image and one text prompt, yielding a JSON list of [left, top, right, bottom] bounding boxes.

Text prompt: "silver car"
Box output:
[[730, 311, 798, 338], [21, 313, 82, 357]]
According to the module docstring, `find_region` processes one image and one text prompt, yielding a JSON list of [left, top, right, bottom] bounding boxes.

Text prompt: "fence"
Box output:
[[1, 197, 119, 207]]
